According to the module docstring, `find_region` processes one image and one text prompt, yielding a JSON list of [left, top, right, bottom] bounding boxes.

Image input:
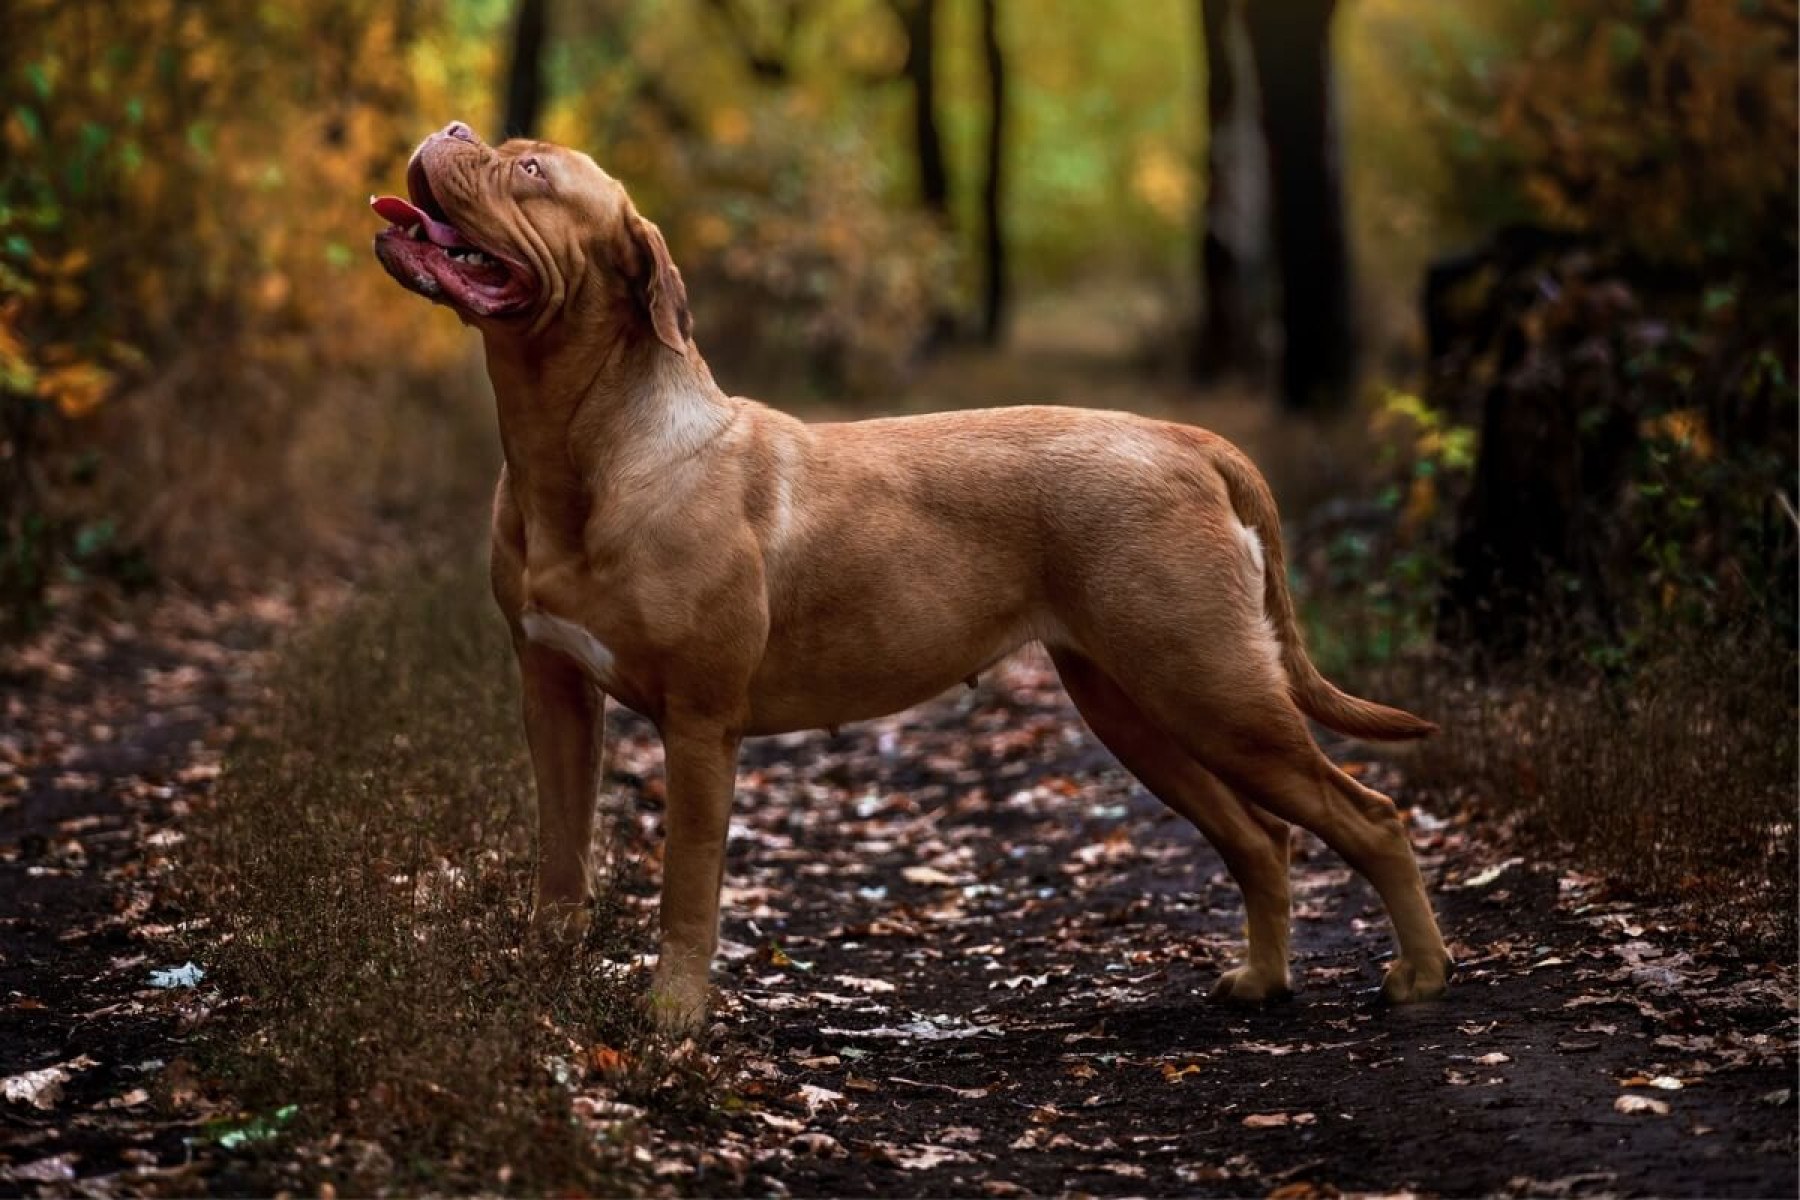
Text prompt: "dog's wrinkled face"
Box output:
[[371, 121, 689, 351]]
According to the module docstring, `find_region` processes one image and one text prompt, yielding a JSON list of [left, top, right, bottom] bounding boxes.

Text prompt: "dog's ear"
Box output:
[[619, 211, 692, 356]]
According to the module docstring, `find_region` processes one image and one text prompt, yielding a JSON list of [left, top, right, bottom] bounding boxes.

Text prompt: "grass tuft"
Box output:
[[184, 560, 694, 1194], [1391, 624, 1798, 954]]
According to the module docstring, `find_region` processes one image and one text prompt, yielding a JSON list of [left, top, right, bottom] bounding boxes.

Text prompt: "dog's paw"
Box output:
[[646, 976, 710, 1035], [1210, 964, 1294, 1004], [1378, 954, 1450, 1004]]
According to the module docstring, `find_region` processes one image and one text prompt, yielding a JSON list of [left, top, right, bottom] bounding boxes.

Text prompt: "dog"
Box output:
[[371, 122, 1451, 1031]]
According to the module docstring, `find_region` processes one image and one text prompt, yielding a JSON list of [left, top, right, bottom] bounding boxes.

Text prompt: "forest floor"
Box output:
[[2, 307, 1795, 1195], [2, 595, 1794, 1197]]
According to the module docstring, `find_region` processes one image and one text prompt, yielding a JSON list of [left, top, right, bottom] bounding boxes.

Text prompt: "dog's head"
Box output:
[[371, 121, 690, 352]]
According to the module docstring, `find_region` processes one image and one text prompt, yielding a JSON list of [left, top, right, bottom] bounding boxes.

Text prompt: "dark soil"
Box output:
[[617, 656, 1799, 1197], [0, 598, 279, 1194], [2, 611, 1795, 1196]]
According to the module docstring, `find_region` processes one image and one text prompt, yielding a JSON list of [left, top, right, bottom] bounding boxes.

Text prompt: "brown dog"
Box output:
[[372, 122, 1451, 1030]]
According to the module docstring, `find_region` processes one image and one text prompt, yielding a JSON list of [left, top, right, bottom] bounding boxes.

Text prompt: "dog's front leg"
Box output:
[[648, 717, 740, 1032], [516, 640, 604, 942]]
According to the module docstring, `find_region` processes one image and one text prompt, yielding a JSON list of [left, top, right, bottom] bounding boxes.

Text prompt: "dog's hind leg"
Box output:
[[1133, 665, 1450, 1003], [1051, 648, 1295, 1002]]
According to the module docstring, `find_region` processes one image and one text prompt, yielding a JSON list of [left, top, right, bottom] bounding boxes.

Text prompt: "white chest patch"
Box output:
[[520, 610, 618, 687]]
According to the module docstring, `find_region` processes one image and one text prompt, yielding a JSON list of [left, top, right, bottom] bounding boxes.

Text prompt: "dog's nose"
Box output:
[[443, 120, 478, 143]]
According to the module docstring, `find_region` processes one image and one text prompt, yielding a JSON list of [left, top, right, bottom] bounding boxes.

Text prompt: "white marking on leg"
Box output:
[[1232, 521, 1283, 678], [520, 610, 618, 688], [1234, 520, 1266, 585]]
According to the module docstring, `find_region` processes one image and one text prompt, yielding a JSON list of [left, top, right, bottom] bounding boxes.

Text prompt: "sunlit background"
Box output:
[[0, 0, 1792, 666]]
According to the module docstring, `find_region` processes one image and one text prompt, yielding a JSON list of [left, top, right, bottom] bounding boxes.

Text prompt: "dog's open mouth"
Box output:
[[370, 158, 534, 317]]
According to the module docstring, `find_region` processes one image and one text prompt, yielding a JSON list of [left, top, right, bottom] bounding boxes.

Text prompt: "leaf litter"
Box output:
[[4, 606, 1796, 1195]]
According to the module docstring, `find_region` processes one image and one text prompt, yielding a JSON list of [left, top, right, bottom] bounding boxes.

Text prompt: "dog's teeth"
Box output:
[[409, 223, 425, 240]]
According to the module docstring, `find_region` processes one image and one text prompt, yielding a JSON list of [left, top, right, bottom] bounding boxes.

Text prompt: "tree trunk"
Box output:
[[502, 0, 550, 139], [1194, 0, 1270, 381], [900, 0, 948, 217], [979, 0, 1008, 345], [1243, 0, 1352, 411]]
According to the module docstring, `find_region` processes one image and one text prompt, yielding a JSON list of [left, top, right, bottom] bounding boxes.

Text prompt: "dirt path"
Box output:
[[2, 609, 1795, 1197], [594, 654, 1799, 1198], [0, 597, 284, 1192]]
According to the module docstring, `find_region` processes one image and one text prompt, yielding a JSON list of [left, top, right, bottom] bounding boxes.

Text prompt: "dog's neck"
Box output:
[[483, 328, 732, 537]]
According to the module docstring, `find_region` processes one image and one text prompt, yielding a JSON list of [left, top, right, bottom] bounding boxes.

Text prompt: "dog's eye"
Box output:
[[520, 158, 543, 179]]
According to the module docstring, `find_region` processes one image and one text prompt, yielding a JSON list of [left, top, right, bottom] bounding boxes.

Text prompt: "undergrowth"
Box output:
[[1364, 624, 1799, 956], [184, 561, 708, 1194]]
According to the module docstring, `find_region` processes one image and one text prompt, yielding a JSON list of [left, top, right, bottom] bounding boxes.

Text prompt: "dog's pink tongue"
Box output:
[[369, 195, 469, 248]]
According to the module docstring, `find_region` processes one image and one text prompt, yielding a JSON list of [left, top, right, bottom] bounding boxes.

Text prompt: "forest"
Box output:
[[1, 0, 1796, 1195]]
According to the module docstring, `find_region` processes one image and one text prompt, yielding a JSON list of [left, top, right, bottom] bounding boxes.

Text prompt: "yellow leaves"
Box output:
[[586, 1045, 633, 1076], [4, 110, 36, 154], [1642, 409, 1716, 461], [710, 107, 753, 147], [1131, 144, 1191, 223], [37, 361, 113, 419], [49, 249, 89, 277], [1402, 475, 1438, 534], [687, 213, 734, 253], [0, 306, 36, 394]]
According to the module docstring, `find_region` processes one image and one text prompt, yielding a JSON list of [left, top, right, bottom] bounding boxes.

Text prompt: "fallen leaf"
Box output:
[[789, 1132, 845, 1157], [1269, 1182, 1336, 1200], [889, 1075, 990, 1099], [587, 1045, 632, 1074], [1461, 859, 1522, 889], [571, 1097, 644, 1122], [98, 1087, 150, 1110], [891, 1144, 973, 1171], [1243, 1111, 1315, 1128], [1614, 1095, 1670, 1116], [901, 866, 958, 887], [819, 1018, 997, 1042], [1474, 1052, 1512, 1066], [2, 1056, 97, 1111], [3, 1066, 70, 1110], [793, 1084, 844, 1114], [831, 974, 896, 994], [4, 1154, 78, 1183], [147, 962, 205, 989]]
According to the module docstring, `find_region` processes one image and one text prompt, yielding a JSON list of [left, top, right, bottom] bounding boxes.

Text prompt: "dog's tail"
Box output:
[[1211, 442, 1437, 742]]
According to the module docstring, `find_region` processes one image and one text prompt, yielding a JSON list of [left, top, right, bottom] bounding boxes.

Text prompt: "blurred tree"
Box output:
[[896, 0, 949, 217], [1194, 0, 1268, 381], [1242, 0, 1353, 412], [704, 0, 806, 83], [978, 0, 1008, 344], [503, 0, 551, 138], [1402, 0, 1799, 652]]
